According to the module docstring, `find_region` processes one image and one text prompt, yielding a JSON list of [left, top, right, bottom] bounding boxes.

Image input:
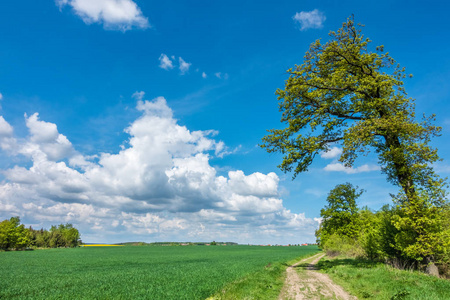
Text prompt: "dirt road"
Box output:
[[278, 253, 356, 300]]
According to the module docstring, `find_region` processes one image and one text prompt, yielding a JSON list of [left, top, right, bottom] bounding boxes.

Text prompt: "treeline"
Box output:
[[118, 241, 239, 246], [0, 217, 81, 250], [316, 183, 450, 277]]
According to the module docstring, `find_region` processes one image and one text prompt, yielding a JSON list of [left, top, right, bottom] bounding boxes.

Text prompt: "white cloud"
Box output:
[[227, 171, 279, 198], [320, 147, 342, 159], [56, 0, 149, 31], [0, 116, 17, 152], [214, 72, 228, 79], [179, 57, 191, 75], [324, 163, 380, 174], [0, 94, 319, 244], [293, 9, 326, 31], [23, 113, 75, 161], [132, 91, 145, 101], [202, 72, 207, 79], [0, 116, 13, 137], [159, 54, 174, 70]]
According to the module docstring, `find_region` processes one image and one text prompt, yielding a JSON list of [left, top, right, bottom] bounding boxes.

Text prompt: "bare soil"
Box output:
[[278, 253, 356, 300]]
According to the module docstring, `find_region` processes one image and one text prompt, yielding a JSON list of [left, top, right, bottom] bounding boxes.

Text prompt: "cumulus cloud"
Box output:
[[320, 147, 342, 159], [0, 116, 17, 152], [23, 113, 75, 161], [178, 57, 191, 75], [0, 94, 319, 244], [324, 163, 380, 174], [202, 72, 207, 79], [0, 116, 13, 137], [158, 54, 174, 70], [293, 9, 326, 31], [56, 0, 149, 31]]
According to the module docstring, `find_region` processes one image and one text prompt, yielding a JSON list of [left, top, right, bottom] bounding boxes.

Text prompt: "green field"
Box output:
[[0, 245, 319, 299]]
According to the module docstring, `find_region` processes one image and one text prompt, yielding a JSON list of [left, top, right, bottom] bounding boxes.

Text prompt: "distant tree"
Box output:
[[0, 217, 30, 250], [49, 226, 64, 248], [1, 218, 81, 250], [59, 223, 81, 247], [34, 228, 51, 248], [316, 183, 363, 246], [48, 224, 81, 248]]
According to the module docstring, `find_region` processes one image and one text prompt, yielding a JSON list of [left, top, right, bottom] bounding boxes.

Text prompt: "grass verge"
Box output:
[[208, 251, 321, 300], [318, 257, 450, 300]]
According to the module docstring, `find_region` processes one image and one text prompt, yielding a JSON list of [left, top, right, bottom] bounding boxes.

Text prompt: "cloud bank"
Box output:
[[0, 95, 318, 244], [56, 0, 149, 31]]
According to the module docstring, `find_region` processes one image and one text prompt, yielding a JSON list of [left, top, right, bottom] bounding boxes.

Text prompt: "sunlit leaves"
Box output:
[[261, 16, 444, 201]]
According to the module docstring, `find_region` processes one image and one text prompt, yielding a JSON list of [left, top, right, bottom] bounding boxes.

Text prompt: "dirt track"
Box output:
[[278, 253, 356, 300]]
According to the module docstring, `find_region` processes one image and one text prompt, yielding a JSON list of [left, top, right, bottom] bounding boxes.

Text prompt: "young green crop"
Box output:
[[0, 245, 319, 299]]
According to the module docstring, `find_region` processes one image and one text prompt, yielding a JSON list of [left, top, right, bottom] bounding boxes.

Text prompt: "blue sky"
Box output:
[[0, 0, 449, 244]]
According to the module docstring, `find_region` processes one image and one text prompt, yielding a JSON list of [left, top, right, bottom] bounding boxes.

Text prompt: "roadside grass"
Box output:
[[208, 251, 321, 299], [318, 257, 450, 300]]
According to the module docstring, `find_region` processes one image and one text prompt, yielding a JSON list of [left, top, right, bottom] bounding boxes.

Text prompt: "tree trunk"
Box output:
[[383, 133, 416, 200]]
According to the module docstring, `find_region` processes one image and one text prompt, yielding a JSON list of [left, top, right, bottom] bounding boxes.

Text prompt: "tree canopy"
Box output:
[[0, 217, 30, 250], [265, 16, 449, 272], [261, 17, 445, 203], [317, 182, 363, 243], [0, 217, 81, 250]]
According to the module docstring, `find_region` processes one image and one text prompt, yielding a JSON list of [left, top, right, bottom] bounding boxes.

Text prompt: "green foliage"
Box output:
[[261, 16, 444, 203], [357, 207, 381, 260], [0, 217, 81, 249], [391, 191, 450, 263], [30, 223, 81, 248], [0, 245, 320, 299], [321, 233, 364, 257], [266, 15, 448, 270], [0, 217, 30, 250], [317, 183, 363, 247], [316, 196, 450, 275]]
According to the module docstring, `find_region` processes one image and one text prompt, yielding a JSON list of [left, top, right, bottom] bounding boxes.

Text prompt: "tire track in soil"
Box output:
[[278, 253, 356, 300]]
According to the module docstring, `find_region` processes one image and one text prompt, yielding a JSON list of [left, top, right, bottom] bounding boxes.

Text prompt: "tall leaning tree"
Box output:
[[261, 17, 446, 205]]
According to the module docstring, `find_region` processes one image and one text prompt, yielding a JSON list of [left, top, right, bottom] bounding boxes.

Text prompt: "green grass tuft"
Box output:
[[318, 257, 450, 300]]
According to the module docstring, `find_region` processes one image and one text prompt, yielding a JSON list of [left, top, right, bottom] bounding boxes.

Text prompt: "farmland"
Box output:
[[0, 245, 319, 299]]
